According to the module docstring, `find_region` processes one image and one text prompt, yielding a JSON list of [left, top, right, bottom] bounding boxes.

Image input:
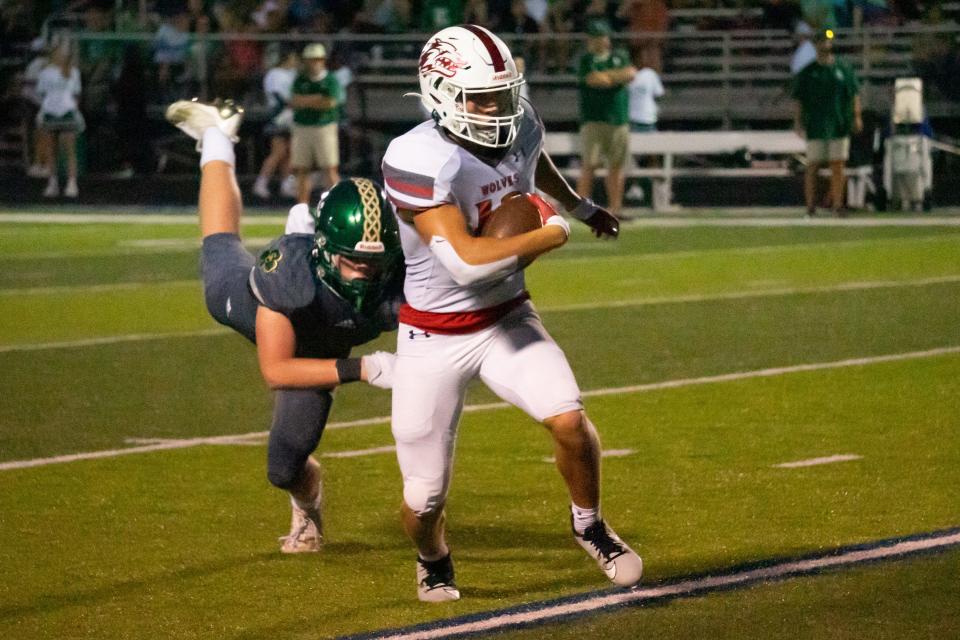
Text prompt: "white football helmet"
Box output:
[[416, 24, 525, 149]]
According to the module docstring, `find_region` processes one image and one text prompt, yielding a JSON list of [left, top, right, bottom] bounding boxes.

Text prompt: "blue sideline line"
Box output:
[[341, 526, 960, 640]]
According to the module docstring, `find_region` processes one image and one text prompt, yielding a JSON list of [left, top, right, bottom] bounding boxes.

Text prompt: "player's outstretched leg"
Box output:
[[544, 410, 643, 588], [165, 98, 245, 238]]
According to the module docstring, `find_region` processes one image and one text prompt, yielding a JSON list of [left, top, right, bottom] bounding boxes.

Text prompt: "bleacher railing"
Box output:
[[63, 23, 960, 129]]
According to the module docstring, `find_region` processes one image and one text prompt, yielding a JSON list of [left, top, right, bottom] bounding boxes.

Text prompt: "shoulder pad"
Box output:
[[250, 235, 317, 314], [382, 129, 460, 210]]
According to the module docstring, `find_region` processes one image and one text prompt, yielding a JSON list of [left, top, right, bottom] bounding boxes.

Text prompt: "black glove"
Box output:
[[583, 208, 619, 239], [571, 198, 619, 239]]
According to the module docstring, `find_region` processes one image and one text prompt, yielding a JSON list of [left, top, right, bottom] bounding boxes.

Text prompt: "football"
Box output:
[[479, 192, 544, 238]]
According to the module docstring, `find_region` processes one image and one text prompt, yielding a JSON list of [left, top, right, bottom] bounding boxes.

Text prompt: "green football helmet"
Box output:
[[311, 178, 403, 314]]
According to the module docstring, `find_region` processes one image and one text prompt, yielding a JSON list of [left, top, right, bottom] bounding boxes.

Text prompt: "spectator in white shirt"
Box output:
[[627, 50, 664, 132], [790, 21, 817, 75], [153, 11, 191, 97], [36, 43, 84, 198], [22, 37, 51, 178], [254, 48, 300, 200]]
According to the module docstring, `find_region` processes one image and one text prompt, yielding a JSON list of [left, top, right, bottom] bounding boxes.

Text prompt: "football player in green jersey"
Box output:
[[166, 99, 403, 553]]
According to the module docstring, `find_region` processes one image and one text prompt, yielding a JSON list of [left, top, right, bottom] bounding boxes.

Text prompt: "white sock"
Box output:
[[200, 127, 235, 168], [292, 494, 321, 513], [571, 503, 599, 535]]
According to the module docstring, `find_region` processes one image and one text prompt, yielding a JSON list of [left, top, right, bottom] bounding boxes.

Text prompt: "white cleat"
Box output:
[[416, 554, 461, 602], [64, 179, 79, 199], [573, 518, 643, 588], [164, 98, 244, 149], [278, 496, 324, 554]]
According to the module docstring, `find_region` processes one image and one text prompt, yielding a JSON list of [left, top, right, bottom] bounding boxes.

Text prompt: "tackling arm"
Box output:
[[255, 306, 389, 389]]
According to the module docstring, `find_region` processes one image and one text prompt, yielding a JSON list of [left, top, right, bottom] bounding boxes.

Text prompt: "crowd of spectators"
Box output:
[[0, 0, 954, 182]]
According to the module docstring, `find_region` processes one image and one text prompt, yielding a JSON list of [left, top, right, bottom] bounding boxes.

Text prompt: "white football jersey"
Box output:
[[382, 109, 544, 313]]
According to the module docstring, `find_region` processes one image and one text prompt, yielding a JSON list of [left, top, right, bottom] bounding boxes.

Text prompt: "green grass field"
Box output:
[[1, 209, 959, 639]]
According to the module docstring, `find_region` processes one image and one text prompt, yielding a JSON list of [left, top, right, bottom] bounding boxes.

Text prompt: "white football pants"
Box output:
[[391, 301, 583, 515]]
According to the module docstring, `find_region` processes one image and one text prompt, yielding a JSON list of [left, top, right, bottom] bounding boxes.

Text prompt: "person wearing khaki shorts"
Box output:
[[793, 29, 862, 217], [581, 122, 629, 174], [576, 20, 636, 217], [291, 122, 338, 172], [290, 43, 341, 203]]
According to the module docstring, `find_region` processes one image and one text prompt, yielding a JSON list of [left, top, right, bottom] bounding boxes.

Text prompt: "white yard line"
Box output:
[[545, 274, 960, 312], [2, 345, 958, 472], [3, 274, 959, 353], [543, 448, 636, 463], [4, 272, 958, 302], [3, 212, 959, 226], [353, 528, 960, 640], [6, 229, 956, 264], [0, 280, 198, 296], [322, 445, 397, 459], [127, 438, 397, 458], [116, 236, 273, 249], [623, 216, 960, 227], [774, 454, 863, 469], [0, 328, 231, 354], [555, 234, 959, 266], [0, 213, 287, 224]]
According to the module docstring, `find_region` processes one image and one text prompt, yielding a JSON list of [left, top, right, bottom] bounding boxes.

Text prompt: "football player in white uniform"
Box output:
[[381, 24, 641, 602]]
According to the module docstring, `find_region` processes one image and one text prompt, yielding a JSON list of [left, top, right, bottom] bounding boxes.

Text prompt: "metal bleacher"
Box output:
[[2, 16, 958, 179], [347, 24, 960, 130]]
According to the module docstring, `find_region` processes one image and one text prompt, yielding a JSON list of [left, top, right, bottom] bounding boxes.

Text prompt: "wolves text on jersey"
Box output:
[[480, 172, 520, 197]]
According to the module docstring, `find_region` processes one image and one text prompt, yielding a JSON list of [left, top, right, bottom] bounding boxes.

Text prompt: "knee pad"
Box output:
[[403, 476, 446, 517]]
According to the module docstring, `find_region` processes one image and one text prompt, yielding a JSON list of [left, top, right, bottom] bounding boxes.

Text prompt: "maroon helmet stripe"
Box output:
[[461, 24, 506, 72]]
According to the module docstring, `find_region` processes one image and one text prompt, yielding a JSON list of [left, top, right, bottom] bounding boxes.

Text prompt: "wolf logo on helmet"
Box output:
[[311, 178, 402, 314], [419, 38, 470, 78]]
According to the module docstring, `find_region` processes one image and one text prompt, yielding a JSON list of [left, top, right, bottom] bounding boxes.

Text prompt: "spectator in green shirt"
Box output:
[[420, 0, 463, 30], [792, 29, 862, 216], [290, 43, 341, 204], [576, 20, 636, 217]]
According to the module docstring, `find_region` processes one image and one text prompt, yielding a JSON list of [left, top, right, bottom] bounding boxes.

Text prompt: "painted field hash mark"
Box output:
[[774, 454, 863, 468], [344, 527, 960, 640]]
